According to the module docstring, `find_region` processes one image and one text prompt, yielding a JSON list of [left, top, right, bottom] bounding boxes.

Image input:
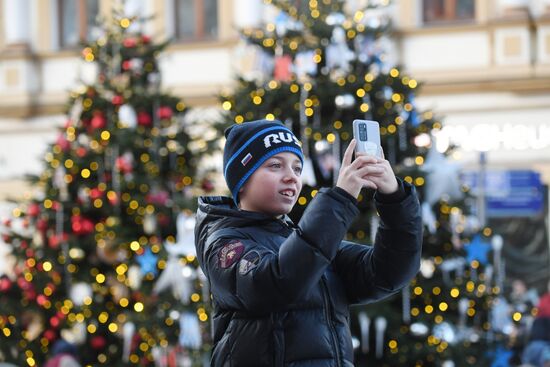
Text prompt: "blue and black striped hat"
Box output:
[[223, 119, 304, 204]]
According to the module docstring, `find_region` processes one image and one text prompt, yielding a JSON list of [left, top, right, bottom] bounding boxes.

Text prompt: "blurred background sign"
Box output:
[[462, 170, 545, 217]]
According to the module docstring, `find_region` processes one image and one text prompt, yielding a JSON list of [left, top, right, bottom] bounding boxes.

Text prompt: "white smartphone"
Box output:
[[352, 119, 381, 157]]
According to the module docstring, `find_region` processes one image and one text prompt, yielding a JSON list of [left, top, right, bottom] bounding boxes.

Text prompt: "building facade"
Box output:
[[1, 0, 550, 200]]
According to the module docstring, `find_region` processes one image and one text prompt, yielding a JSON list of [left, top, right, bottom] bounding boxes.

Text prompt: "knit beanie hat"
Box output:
[[223, 119, 304, 203]]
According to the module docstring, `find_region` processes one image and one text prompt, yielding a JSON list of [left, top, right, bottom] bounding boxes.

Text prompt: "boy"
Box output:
[[195, 119, 422, 366]]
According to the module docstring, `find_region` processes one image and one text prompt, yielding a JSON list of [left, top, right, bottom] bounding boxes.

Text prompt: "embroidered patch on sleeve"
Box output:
[[238, 251, 261, 275], [218, 240, 245, 269]]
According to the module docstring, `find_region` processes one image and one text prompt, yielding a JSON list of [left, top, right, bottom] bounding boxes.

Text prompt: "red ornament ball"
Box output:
[[76, 147, 87, 158], [90, 188, 103, 200], [107, 192, 119, 205], [91, 111, 107, 130], [37, 218, 48, 232], [48, 233, 69, 249], [0, 278, 12, 292], [49, 315, 60, 328], [123, 38, 137, 48], [43, 329, 56, 341], [71, 215, 94, 236], [27, 203, 40, 217], [91, 335, 107, 350], [112, 95, 124, 106], [115, 156, 133, 174], [137, 111, 152, 127], [24, 289, 37, 301], [145, 191, 169, 205], [37, 294, 48, 306], [157, 106, 173, 120], [86, 87, 96, 97], [56, 134, 71, 152], [202, 179, 215, 192], [122, 60, 132, 70]]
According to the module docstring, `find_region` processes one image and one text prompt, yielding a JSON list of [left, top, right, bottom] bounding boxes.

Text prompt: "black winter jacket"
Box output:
[[194, 180, 422, 367]]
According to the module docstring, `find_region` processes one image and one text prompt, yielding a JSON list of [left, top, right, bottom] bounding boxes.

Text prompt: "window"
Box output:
[[423, 0, 475, 24], [175, 0, 218, 41], [59, 0, 99, 48]]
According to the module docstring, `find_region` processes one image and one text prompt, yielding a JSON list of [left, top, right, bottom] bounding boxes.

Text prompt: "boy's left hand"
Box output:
[[356, 149, 398, 194]]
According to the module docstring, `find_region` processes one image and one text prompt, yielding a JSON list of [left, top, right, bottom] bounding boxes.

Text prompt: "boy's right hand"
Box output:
[[336, 139, 383, 198]]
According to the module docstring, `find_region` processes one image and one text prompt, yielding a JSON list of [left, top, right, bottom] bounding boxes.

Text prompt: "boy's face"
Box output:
[[239, 152, 303, 216]]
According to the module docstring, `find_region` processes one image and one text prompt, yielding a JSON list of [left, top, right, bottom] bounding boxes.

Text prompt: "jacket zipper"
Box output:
[[321, 276, 342, 367], [277, 218, 294, 236]]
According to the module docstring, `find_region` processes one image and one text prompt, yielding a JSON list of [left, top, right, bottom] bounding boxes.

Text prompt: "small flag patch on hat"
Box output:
[[241, 153, 253, 166]]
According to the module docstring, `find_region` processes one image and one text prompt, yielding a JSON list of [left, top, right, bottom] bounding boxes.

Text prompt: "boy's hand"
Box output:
[[356, 148, 399, 195], [336, 139, 383, 198]]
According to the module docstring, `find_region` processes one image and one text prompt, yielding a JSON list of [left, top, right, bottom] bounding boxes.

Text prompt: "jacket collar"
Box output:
[[195, 196, 294, 243]]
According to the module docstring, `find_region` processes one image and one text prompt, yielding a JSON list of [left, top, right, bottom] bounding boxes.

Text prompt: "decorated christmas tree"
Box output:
[[220, 0, 503, 365], [0, 12, 215, 367]]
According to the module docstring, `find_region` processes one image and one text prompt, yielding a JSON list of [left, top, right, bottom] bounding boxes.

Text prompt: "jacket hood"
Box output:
[[194, 196, 294, 256]]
